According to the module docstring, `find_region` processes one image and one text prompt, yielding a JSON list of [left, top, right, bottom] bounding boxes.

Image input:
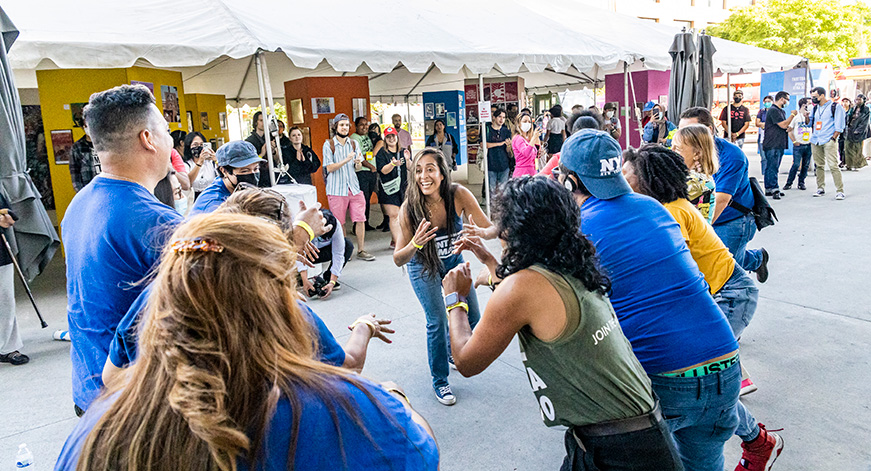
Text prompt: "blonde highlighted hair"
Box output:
[[675, 124, 719, 176]]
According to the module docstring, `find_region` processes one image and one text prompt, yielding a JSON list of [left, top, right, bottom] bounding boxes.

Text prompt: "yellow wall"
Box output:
[[37, 67, 186, 227], [184, 94, 230, 145]]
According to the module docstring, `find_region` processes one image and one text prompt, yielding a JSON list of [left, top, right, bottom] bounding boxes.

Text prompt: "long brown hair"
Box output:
[[674, 124, 719, 176], [402, 147, 456, 276], [76, 213, 395, 471]]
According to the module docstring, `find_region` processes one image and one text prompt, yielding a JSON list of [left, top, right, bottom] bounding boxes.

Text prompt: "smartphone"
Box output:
[[203, 142, 212, 151]]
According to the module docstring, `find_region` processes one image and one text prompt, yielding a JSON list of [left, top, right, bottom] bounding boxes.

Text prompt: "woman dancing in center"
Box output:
[[393, 148, 494, 406]]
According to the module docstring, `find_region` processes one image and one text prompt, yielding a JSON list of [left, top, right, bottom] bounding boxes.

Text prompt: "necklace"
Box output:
[[99, 172, 140, 185]]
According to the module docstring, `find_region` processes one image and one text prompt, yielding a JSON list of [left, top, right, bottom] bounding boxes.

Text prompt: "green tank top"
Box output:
[[518, 265, 655, 428]]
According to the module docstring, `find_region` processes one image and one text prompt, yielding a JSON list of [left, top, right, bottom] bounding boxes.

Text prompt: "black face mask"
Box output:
[[234, 172, 260, 187], [336, 130, 349, 138], [811, 96, 821, 105], [190, 146, 202, 159], [368, 131, 380, 141], [733, 96, 742, 103]]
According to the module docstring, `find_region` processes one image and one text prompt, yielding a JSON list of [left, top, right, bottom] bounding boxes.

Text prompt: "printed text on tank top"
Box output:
[[425, 198, 462, 260]]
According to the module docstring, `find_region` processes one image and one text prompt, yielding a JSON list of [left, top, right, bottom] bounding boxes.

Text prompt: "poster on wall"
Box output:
[[490, 82, 506, 103], [447, 112, 457, 127], [200, 112, 210, 130], [50, 130, 73, 165], [161, 85, 180, 123], [504, 82, 518, 102], [22, 105, 54, 210], [70, 103, 87, 127], [425, 103, 434, 119], [436, 103, 445, 117], [290, 99, 304, 124], [219, 112, 228, 130], [186, 111, 194, 132], [464, 84, 478, 105], [352, 98, 367, 120], [131, 81, 155, 95], [312, 97, 335, 115]]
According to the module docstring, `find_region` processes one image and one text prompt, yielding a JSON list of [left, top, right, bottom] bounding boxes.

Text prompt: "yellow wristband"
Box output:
[[411, 237, 424, 250], [445, 302, 468, 313], [348, 319, 377, 336], [294, 221, 315, 242], [386, 387, 411, 406]]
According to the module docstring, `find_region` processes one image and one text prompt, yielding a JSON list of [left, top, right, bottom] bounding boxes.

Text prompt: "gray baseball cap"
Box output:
[[216, 140, 264, 168]]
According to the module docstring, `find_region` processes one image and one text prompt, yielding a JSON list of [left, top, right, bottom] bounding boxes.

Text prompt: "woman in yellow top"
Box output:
[[621, 144, 758, 339]]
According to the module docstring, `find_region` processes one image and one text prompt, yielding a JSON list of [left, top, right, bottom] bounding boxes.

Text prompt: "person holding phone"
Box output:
[[376, 127, 411, 248], [0, 198, 27, 366], [182, 132, 218, 199], [511, 112, 541, 177]]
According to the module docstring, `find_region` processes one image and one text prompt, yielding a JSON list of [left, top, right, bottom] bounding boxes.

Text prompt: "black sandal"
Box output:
[[0, 351, 30, 365]]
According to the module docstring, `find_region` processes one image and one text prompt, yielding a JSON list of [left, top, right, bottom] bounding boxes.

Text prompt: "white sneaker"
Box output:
[[435, 385, 456, 406], [835, 192, 846, 200], [813, 188, 825, 197]]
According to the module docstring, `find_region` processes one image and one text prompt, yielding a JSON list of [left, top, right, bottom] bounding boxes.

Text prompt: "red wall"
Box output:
[[284, 77, 371, 206]]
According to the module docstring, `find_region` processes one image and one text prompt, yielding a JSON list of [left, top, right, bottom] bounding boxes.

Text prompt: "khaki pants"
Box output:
[[811, 140, 844, 192]]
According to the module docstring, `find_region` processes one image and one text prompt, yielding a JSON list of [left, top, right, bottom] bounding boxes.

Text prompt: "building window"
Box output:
[[675, 19, 694, 30]]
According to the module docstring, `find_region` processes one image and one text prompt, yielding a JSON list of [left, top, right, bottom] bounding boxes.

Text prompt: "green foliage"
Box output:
[[708, 0, 871, 67]]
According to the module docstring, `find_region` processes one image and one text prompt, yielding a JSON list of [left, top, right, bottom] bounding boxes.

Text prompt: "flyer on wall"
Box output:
[[50, 130, 73, 165], [160, 85, 180, 123]]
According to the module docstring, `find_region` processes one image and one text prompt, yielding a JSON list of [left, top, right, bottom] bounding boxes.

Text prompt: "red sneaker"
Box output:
[[735, 424, 784, 471], [740, 378, 758, 396]]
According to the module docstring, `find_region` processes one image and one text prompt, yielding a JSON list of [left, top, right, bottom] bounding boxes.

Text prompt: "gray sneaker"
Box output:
[[835, 192, 846, 200], [813, 188, 825, 197], [357, 250, 375, 261]]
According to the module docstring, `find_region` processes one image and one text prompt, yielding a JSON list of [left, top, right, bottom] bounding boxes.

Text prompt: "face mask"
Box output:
[[520, 122, 532, 132], [336, 130, 349, 138], [368, 132, 379, 141], [734, 96, 742, 103], [811, 97, 820, 105], [763, 102, 772, 109], [234, 171, 260, 187], [174, 195, 189, 215], [653, 111, 662, 120], [605, 111, 614, 119]]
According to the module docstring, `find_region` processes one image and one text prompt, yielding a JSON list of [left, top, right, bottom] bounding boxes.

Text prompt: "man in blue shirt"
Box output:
[[809, 86, 847, 200], [62, 84, 183, 414], [556, 129, 760, 471], [189, 140, 263, 215], [680, 107, 770, 283]]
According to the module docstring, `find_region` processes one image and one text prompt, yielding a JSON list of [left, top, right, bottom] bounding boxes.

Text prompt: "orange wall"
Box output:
[[284, 77, 370, 206]]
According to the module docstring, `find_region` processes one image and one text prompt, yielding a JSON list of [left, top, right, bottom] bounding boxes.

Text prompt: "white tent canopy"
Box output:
[[6, 0, 805, 104]]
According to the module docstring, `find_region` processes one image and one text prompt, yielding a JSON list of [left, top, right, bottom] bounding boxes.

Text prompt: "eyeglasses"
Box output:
[[234, 183, 286, 222]]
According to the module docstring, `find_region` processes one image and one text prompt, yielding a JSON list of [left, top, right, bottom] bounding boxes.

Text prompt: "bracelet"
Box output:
[[386, 387, 411, 406], [294, 221, 316, 242], [445, 302, 468, 313], [328, 280, 337, 286], [411, 237, 424, 250], [348, 318, 378, 336], [488, 274, 500, 291], [195, 163, 202, 167]]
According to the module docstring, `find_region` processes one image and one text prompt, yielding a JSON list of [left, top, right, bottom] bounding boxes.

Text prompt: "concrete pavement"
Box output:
[[1, 149, 870, 470]]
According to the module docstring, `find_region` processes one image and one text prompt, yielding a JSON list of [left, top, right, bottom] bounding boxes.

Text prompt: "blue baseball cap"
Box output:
[[216, 140, 263, 168], [559, 129, 631, 200], [642, 100, 657, 112]]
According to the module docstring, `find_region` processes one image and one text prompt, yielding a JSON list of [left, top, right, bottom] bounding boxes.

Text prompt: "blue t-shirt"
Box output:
[[109, 290, 345, 369], [580, 193, 738, 374], [190, 177, 232, 215], [55, 378, 438, 470], [62, 177, 182, 410], [712, 137, 755, 225]]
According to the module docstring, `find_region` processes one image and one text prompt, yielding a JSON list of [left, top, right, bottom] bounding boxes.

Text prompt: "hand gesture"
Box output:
[[504, 138, 512, 147], [461, 214, 498, 240], [403, 149, 411, 163], [474, 267, 491, 288], [320, 281, 335, 299], [442, 262, 473, 297], [452, 235, 496, 266], [391, 156, 402, 168], [791, 109, 798, 116], [0, 211, 14, 229], [412, 219, 439, 249], [351, 313, 395, 343], [296, 201, 332, 238], [298, 241, 319, 267], [300, 277, 315, 295]]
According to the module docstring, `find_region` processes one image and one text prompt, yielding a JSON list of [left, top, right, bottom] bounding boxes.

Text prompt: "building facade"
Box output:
[[579, 0, 757, 30]]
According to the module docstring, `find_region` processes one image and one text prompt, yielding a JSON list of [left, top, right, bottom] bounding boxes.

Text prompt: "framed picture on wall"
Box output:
[[352, 98, 367, 120], [200, 112, 210, 130], [70, 103, 87, 127], [186, 111, 194, 132], [50, 130, 73, 165], [219, 112, 228, 130], [160, 85, 180, 123]]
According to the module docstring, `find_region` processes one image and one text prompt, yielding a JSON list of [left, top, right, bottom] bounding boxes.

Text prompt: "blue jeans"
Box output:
[[407, 253, 481, 389], [649, 361, 741, 471], [763, 148, 784, 191], [759, 148, 767, 177], [714, 264, 758, 340], [786, 145, 811, 187], [713, 214, 762, 272], [488, 169, 510, 195]]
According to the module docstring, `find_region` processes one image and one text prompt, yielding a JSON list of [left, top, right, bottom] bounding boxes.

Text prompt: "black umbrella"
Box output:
[[0, 6, 59, 281], [694, 32, 716, 109], [668, 29, 697, 127]]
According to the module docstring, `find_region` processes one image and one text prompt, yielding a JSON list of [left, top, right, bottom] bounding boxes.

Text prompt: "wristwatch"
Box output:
[[444, 292, 466, 310]]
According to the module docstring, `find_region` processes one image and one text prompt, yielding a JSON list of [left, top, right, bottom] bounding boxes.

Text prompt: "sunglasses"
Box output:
[[234, 183, 286, 222]]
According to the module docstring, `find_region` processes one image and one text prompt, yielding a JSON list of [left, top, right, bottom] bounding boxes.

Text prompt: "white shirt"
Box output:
[[186, 159, 218, 193]]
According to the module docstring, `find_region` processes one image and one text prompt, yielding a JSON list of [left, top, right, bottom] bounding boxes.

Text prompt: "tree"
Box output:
[[708, 0, 871, 67]]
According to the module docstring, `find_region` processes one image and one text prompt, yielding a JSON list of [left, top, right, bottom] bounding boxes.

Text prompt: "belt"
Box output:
[[573, 401, 662, 442]]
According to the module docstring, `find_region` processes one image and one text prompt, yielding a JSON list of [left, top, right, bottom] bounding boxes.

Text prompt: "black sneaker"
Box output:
[[783, 184, 792, 190], [0, 351, 30, 365], [798, 183, 807, 190], [765, 190, 774, 197], [772, 192, 781, 200], [332, 280, 341, 291], [756, 248, 770, 283]]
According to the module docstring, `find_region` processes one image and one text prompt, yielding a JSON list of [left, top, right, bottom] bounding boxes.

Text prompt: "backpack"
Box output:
[[727, 177, 777, 232], [810, 101, 838, 130], [324, 137, 359, 179]]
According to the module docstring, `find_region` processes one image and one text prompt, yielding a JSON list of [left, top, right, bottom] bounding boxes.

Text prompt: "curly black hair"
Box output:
[[493, 176, 610, 296], [622, 144, 689, 204]]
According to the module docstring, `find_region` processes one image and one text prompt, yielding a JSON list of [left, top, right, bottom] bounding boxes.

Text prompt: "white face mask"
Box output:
[[605, 111, 614, 119], [174, 196, 189, 216], [520, 122, 532, 132]]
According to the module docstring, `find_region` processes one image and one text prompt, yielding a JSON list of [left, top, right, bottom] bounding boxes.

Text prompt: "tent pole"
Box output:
[[726, 73, 732, 142], [260, 53, 284, 183], [479, 73, 490, 217], [254, 51, 277, 186], [623, 63, 630, 148], [236, 100, 245, 139], [628, 68, 642, 143]]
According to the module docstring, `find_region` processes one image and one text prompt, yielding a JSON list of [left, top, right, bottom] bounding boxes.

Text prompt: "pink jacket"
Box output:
[[512, 135, 537, 177]]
